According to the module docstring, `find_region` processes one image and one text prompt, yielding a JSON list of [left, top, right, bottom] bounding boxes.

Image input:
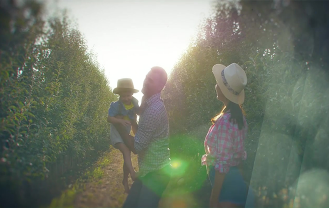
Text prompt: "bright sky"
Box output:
[[46, 0, 215, 101]]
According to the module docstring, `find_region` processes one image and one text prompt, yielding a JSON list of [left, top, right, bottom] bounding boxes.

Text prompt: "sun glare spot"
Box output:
[[172, 161, 181, 169], [169, 159, 189, 177]]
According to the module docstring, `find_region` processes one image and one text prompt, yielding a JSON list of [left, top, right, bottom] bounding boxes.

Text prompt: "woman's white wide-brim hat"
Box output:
[[212, 63, 247, 104]]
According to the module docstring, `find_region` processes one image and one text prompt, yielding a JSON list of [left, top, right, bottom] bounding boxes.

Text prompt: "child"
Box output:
[[107, 78, 142, 193]]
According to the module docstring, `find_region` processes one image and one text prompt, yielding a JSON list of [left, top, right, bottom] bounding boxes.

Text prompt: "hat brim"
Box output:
[[113, 88, 139, 94], [212, 64, 245, 105]]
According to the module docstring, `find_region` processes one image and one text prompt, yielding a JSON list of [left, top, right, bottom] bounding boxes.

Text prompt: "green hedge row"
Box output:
[[163, 1, 329, 206], [0, 1, 115, 193]]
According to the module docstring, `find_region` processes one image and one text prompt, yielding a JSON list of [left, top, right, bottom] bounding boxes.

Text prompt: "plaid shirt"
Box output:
[[134, 93, 170, 177], [201, 112, 247, 173]]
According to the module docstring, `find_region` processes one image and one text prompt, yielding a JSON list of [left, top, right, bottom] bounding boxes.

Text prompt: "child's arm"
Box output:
[[108, 102, 131, 126], [107, 115, 131, 126]]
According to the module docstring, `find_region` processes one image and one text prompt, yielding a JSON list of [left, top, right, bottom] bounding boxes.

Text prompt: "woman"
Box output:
[[201, 63, 254, 207]]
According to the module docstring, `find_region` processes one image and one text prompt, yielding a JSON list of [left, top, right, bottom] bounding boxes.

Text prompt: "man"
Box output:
[[113, 66, 171, 208]]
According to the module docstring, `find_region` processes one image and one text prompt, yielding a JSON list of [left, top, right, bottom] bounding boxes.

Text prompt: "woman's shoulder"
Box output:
[[223, 112, 231, 118], [215, 112, 246, 127], [213, 113, 229, 127], [220, 112, 231, 123]]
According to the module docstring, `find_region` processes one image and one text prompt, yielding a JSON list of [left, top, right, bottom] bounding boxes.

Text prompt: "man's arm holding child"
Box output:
[[107, 115, 131, 126], [130, 96, 145, 134], [107, 114, 136, 153], [131, 118, 138, 135], [113, 122, 137, 154], [107, 102, 131, 126], [137, 96, 147, 116], [112, 96, 150, 154], [107, 101, 136, 153]]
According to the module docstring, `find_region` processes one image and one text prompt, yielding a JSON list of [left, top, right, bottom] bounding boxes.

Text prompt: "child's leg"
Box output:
[[115, 142, 136, 180], [123, 161, 129, 180], [122, 162, 130, 193]]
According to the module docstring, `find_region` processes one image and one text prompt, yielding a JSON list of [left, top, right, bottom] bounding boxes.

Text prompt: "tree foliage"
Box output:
[[163, 0, 329, 206], [0, 1, 116, 205]]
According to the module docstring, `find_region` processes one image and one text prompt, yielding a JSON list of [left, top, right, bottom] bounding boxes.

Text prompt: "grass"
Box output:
[[48, 150, 112, 207], [49, 185, 79, 208], [48, 146, 137, 207], [89, 167, 104, 180], [99, 158, 111, 168]]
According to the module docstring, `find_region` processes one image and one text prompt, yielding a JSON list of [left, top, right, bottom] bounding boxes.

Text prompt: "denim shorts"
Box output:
[[208, 166, 255, 207]]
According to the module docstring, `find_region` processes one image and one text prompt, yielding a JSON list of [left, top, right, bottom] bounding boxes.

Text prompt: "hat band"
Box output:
[[221, 70, 240, 95]]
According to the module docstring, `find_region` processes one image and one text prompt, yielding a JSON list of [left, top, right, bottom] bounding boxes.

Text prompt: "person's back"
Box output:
[[202, 63, 255, 207]]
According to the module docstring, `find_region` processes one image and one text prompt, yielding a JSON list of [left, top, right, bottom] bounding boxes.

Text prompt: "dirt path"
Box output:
[[50, 146, 209, 208], [71, 147, 136, 208]]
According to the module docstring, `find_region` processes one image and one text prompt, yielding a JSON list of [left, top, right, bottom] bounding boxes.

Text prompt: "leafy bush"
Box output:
[[163, 0, 329, 206], [0, 1, 116, 206]]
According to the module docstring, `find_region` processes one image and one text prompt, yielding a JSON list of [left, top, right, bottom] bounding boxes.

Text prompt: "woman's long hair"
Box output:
[[211, 102, 245, 130]]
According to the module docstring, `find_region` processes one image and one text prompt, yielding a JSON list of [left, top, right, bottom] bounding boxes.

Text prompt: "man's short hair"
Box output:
[[151, 66, 167, 90]]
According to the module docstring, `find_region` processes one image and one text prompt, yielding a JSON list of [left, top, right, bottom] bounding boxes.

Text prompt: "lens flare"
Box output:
[[165, 159, 188, 177], [172, 161, 181, 169]]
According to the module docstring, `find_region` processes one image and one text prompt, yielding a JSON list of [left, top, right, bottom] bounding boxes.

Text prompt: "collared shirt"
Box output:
[[134, 93, 170, 177], [201, 112, 247, 173], [108, 96, 139, 121]]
